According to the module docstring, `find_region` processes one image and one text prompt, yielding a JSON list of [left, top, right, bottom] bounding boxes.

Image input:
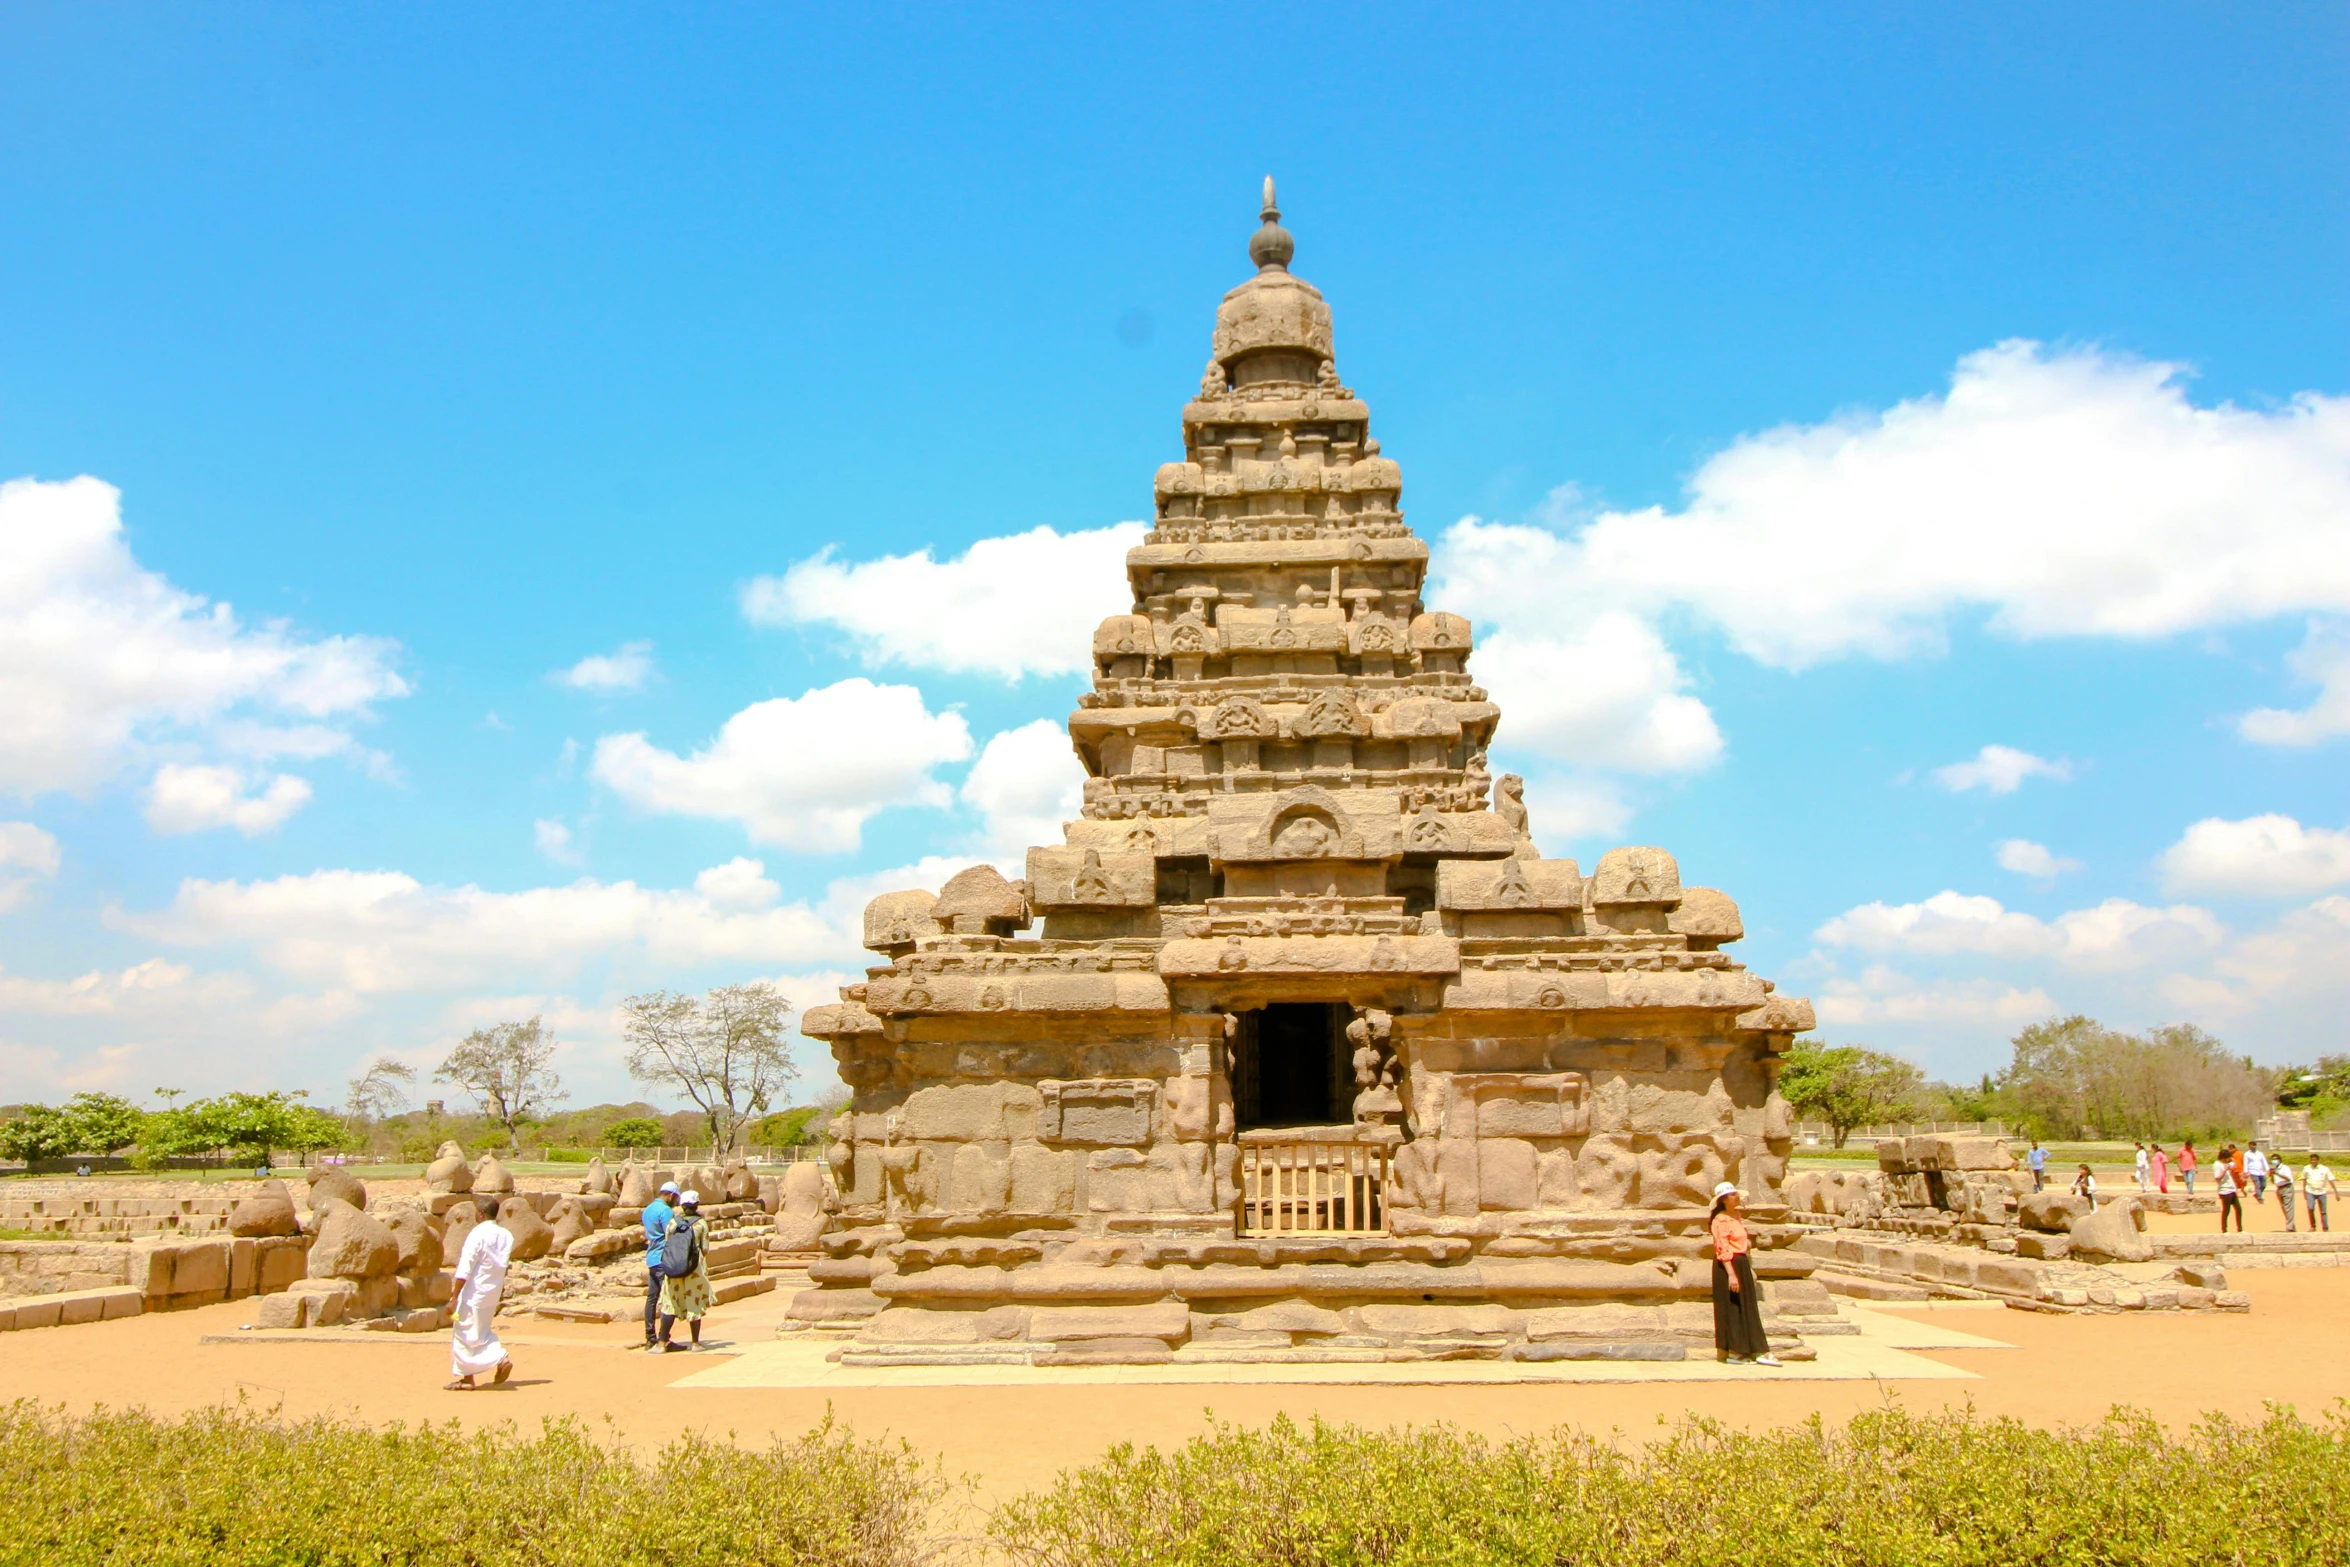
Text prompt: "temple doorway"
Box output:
[[1231, 1002, 1351, 1129]]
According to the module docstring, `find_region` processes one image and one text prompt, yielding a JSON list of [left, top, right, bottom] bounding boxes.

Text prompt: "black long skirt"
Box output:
[[1712, 1253, 1768, 1359]]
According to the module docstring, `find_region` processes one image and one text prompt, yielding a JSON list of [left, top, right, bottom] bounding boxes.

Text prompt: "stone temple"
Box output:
[[794, 182, 1823, 1365]]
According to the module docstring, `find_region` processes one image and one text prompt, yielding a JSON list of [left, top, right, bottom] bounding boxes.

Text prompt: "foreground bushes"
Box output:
[[992, 1405, 2350, 1567], [0, 1403, 944, 1567], [4, 1400, 2345, 1566]]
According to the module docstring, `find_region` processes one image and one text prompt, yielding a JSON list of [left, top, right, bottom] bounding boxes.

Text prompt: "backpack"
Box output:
[[659, 1217, 700, 1279]]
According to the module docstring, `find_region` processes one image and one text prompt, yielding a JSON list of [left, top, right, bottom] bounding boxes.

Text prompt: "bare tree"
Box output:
[[621, 982, 797, 1150], [436, 1019, 565, 1142], [345, 1056, 415, 1123]]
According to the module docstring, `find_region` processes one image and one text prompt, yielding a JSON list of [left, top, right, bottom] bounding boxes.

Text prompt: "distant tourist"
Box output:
[[2216, 1161, 2243, 1232], [2246, 1143, 2270, 1200], [657, 1189, 714, 1352], [2179, 1141, 2198, 1195], [637, 1180, 679, 1350], [446, 1193, 515, 1391], [2133, 1143, 2149, 1191], [2027, 1141, 2047, 1192], [1708, 1182, 1779, 1368], [2071, 1164, 2098, 1207], [2272, 1160, 2297, 1232], [2304, 1157, 2333, 1231], [2150, 1143, 2170, 1194]]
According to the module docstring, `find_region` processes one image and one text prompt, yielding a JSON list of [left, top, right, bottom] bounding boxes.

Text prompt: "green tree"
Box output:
[[1779, 1039, 1926, 1148], [0, 1105, 76, 1162], [602, 1117, 665, 1149], [1997, 1015, 2272, 1141], [146, 1092, 346, 1164], [61, 1092, 150, 1154], [437, 1019, 566, 1142], [344, 1057, 415, 1124]]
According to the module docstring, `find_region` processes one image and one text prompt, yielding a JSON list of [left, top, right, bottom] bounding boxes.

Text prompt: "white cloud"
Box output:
[[1516, 776, 1633, 847], [1995, 838, 2081, 879], [743, 523, 1147, 680], [1813, 966, 2058, 1027], [0, 957, 250, 1017], [2239, 621, 2350, 747], [2180, 895, 2350, 1023], [1816, 890, 2224, 972], [2160, 814, 2350, 897], [144, 764, 313, 836], [0, 821, 62, 914], [590, 678, 972, 852], [556, 640, 655, 693], [695, 857, 782, 911], [959, 720, 1086, 863], [0, 475, 408, 798], [534, 818, 583, 866], [1931, 745, 2071, 795], [118, 863, 853, 993], [1475, 616, 1722, 774], [1453, 343, 2350, 669]]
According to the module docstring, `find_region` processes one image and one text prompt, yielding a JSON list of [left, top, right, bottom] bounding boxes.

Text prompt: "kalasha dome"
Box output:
[[793, 181, 1823, 1366]]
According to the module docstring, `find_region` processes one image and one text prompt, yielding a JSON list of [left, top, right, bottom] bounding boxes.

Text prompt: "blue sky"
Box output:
[[2, 5, 2344, 1110]]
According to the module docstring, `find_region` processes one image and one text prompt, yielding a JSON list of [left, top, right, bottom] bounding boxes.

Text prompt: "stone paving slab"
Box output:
[[670, 1308, 1994, 1390]]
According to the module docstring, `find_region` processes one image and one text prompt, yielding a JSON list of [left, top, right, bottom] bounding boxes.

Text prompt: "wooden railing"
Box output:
[[1239, 1141, 1390, 1236]]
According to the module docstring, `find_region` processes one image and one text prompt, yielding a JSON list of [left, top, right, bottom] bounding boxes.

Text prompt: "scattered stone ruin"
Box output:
[[794, 185, 1831, 1367]]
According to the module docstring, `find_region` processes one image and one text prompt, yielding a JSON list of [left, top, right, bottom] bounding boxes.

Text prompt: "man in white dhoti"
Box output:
[[446, 1193, 516, 1391]]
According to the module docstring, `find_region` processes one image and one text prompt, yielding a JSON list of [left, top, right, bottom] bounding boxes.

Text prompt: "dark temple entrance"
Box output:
[[1232, 1002, 1351, 1129]]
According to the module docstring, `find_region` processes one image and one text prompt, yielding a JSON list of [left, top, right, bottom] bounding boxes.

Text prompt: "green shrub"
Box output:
[[603, 1116, 665, 1149], [990, 1404, 2350, 1567], [0, 1403, 946, 1567]]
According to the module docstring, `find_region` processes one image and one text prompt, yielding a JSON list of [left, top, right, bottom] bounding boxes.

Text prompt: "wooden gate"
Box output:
[[1239, 1141, 1391, 1235]]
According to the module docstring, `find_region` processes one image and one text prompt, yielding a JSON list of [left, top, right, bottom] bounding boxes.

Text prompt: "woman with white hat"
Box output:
[[1709, 1181, 1778, 1367], [656, 1188, 714, 1352]]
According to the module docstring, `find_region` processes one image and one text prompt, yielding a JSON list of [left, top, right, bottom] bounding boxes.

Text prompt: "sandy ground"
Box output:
[[4, 1268, 2346, 1503]]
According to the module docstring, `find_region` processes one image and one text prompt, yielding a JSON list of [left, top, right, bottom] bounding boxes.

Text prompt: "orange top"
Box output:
[[1710, 1209, 1750, 1265]]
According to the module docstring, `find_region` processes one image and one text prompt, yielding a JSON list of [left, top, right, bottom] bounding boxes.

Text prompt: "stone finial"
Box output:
[[930, 863, 1031, 936], [1248, 175, 1294, 273]]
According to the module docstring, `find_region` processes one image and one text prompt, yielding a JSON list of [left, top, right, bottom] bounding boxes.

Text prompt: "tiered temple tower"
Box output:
[[796, 183, 1821, 1366]]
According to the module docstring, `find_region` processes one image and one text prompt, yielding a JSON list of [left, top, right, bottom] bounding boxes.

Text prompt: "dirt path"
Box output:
[[4, 1269, 2343, 1503]]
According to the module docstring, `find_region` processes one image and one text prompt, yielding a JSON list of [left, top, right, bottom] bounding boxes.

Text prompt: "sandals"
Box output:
[[445, 1378, 476, 1392], [492, 1360, 514, 1385]]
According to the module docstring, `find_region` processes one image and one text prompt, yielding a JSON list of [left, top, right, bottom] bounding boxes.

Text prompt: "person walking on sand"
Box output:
[[636, 1180, 678, 1350], [446, 1193, 515, 1391], [2151, 1143, 2170, 1195], [656, 1189, 714, 1352], [2272, 1158, 2297, 1232], [1708, 1182, 1779, 1368], [2246, 1142, 2270, 1200], [2027, 1141, 2047, 1192], [2133, 1142, 2149, 1191], [2304, 1156, 2333, 1231], [2179, 1141, 2198, 1196], [2216, 1160, 2243, 1232]]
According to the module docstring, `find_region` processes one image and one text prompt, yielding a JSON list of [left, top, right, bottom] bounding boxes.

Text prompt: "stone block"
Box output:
[[1522, 1304, 1668, 1340], [1040, 1079, 1155, 1146], [2174, 1262, 2229, 1290], [229, 1237, 257, 1296], [2016, 1232, 2070, 1261], [1359, 1303, 1514, 1339], [496, 1201, 554, 1261], [900, 1081, 1043, 1144], [229, 1196, 300, 1238], [2213, 1290, 2251, 1311], [167, 1240, 231, 1298], [289, 1277, 358, 1327], [379, 1208, 444, 1274], [1235, 1300, 1347, 1336], [308, 1208, 398, 1280], [2019, 1192, 2088, 1232], [1875, 1140, 1908, 1172], [1028, 1301, 1190, 1344], [12, 1299, 63, 1330], [1973, 1260, 2043, 1296], [251, 1292, 307, 1329], [1477, 1139, 1539, 1211], [1434, 1139, 1480, 1217], [2069, 1198, 2152, 1263], [947, 1144, 1013, 1215], [257, 1238, 310, 1292], [2176, 1286, 2216, 1310]]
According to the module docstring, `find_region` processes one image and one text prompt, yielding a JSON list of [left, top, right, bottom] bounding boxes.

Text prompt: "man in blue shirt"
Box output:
[[2027, 1141, 2047, 1192], [639, 1181, 678, 1349]]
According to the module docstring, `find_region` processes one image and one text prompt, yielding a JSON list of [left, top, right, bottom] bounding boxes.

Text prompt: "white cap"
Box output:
[[681, 1189, 701, 1205], [658, 1181, 680, 1195], [1711, 1181, 1742, 1201]]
